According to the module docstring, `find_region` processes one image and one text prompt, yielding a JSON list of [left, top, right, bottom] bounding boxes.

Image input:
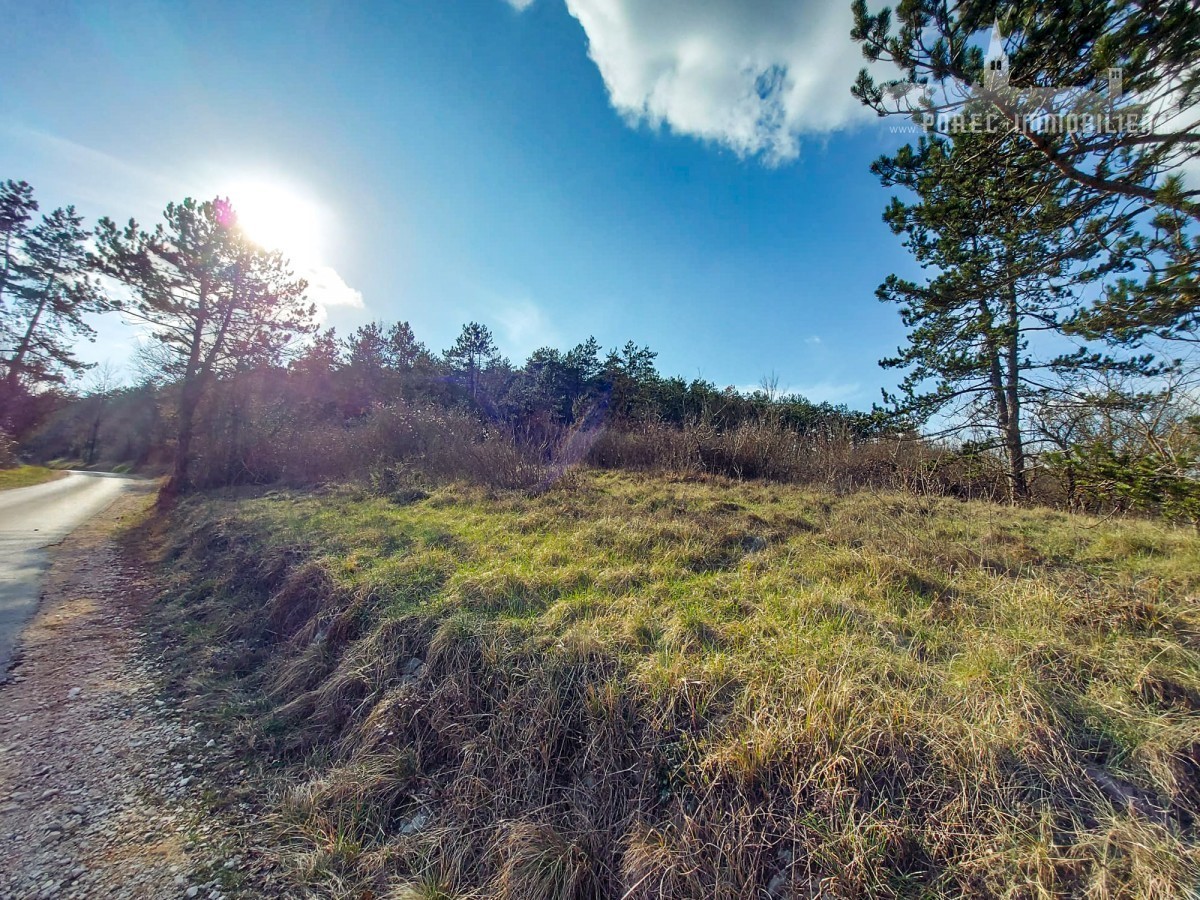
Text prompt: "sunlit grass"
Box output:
[[0, 465, 64, 491], [166, 470, 1200, 896]]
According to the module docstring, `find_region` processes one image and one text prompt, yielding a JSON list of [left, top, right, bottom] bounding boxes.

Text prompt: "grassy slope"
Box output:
[[0, 465, 64, 491], [159, 471, 1200, 898]]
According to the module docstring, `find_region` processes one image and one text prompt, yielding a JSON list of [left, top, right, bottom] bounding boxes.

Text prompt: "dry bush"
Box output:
[[588, 420, 1014, 500], [186, 388, 1060, 506], [491, 821, 603, 900], [191, 402, 546, 491]]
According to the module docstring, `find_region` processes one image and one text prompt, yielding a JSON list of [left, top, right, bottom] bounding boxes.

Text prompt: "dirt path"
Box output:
[[0, 485, 253, 899]]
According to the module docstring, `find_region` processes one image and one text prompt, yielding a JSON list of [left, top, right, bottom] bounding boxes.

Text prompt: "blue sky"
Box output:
[[0, 0, 923, 407]]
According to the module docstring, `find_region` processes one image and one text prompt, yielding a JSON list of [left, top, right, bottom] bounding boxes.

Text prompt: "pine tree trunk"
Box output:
[[978, 298, 1014, 499], [1002, 285, 1028, 500], [163, 284, 210, 500], [2, 288, 52, 424], [85, 407, 102, 466], [165, 383, 199, 498], [2, 243, 64, 422], [225, 386, 244, 484], [0, 230, 16, 308]]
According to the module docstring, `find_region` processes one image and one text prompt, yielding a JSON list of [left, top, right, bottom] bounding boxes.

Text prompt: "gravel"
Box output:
[[0, 491, 258, 899]]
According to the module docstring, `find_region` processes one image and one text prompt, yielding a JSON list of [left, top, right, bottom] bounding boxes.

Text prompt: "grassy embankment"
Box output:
[[0, 465, 64, 491], [156, 470, 1200, 898]]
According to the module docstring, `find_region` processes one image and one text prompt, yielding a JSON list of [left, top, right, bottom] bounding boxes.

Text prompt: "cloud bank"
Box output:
[[516, 0, 870, 162]]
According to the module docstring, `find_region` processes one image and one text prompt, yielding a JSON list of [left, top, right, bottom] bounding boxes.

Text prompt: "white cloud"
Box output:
[[301, 264, 365, 318], [504, 0, 538, 9], [804, 335, 822, 345], [527, 0, 872, 162], [1, 122, 185, 221]]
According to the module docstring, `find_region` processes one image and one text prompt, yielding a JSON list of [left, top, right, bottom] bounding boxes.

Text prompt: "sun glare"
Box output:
[[223, 179, 322, 263]]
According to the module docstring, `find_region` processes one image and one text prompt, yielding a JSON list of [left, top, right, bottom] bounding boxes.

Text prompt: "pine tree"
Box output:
[[850, 1, 1200, 343], [445, 322, 499, 400], [1, 204, 106, 419], [344, 321, 390, 409], [0, 180, 37, 314], [852, 0, 1200, 217], [291, 328, 342, 381], [603, 341, 659, 421], [384, 321, 432, 372], [874, 123, 1118, 498], [95, 197, 315, 496]]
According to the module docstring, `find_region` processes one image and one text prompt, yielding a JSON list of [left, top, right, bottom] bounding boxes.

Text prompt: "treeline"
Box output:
[[6, 0, 1200, 519], [26, 312, 889, 489], [1, 186, 895, 500], [4, 172, 1200, 519]]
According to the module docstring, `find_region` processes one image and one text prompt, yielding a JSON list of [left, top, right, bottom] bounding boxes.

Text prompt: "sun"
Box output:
[[222, 179, 322, 263]]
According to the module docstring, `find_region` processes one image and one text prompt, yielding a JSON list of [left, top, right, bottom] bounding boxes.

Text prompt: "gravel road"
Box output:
[[0, 482, 263, 898]]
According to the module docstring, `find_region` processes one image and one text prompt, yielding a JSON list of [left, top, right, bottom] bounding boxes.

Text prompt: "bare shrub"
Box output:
[[588, 419, 1013, 499], [191, 402, 547, 491], [186, 389, 1039, 503]]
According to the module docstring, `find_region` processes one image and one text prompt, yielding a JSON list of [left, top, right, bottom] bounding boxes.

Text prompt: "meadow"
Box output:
[[156, 470, 1200, 898]]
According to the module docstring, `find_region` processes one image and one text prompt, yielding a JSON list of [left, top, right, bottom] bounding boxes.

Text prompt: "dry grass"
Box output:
[[152, 470, 1200, 898]]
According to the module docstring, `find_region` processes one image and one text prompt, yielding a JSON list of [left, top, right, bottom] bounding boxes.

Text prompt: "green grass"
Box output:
[[160, 471, 1200, 897], [0, 465, 64, 490]]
